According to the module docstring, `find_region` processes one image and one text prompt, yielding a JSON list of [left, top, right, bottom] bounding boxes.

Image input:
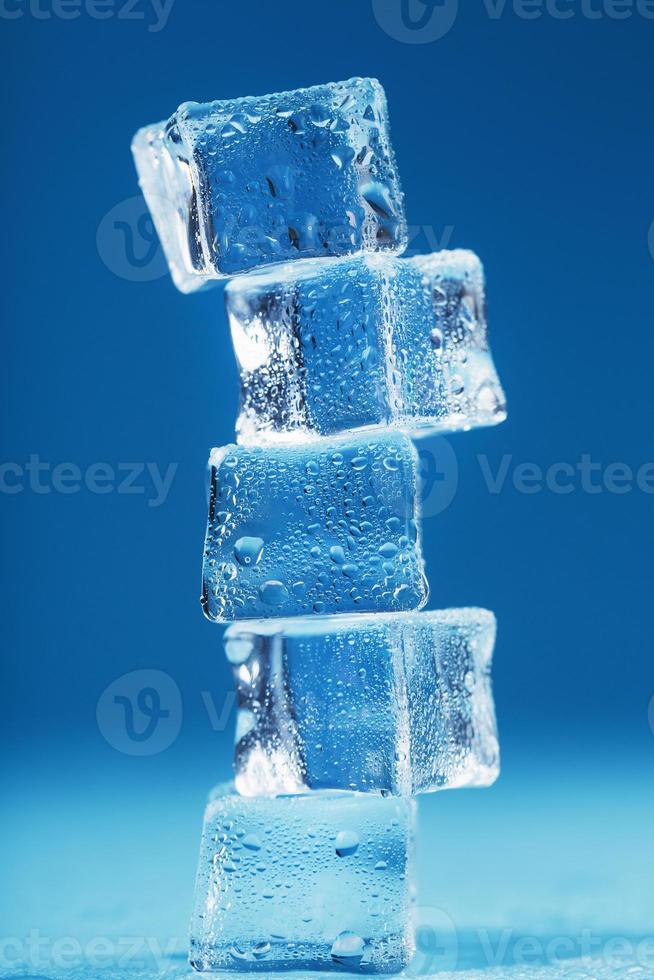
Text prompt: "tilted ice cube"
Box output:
[[201, 432, 428, 623], [225, 609, 499, 797], [132, 78, 407, 291], [189, 785, 415, 974], [228, 250, 506, 442]]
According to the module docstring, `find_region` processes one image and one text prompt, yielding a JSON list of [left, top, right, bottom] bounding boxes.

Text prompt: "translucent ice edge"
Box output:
[[224, 607, 496, 647]]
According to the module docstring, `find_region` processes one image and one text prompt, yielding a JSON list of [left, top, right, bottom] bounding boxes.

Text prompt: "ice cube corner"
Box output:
[[132, 77, 407, 291]]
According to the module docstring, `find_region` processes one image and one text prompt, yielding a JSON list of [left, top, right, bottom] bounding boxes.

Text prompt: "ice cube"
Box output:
[[227, 250, 506, 442], [132, 78, 407, 290], [201, 433, 428, 623], [189, 785, 415, 973], [225, 608, 499, 796]]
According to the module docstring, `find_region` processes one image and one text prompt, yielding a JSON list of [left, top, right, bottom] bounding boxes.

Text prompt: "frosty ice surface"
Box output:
[[201, 433, 428, 623], [225, 609, 499, 796], [189, 786, 415, 973], [132, 78, 407, 291], [228, 250, 506, 442]]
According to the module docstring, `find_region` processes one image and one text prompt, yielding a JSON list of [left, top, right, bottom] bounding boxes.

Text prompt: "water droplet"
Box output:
[[331, 931, 366, 967], [309, 103, 332, 127], [331, 146, 355, 169], [224, 636, 253, 665], [253, 941, 271, 959], [221, 117, 247, 139], [242, 833, 262, 851], [234, 536, 264, 566], [330, 546, 346, 564], [216, 561, 237, 581], [228, 943, 248, 961], [430, 327, 444, 350], [260, 581, 289, 606], [335, 830, 359, 857], [360, 181, 393, 219]]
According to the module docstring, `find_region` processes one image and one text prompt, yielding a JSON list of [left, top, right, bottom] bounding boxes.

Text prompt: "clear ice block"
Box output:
[[201, 433, 428, 623], [132, 78, 407, 291], [227, 250, 506, 443], [225, 609, 499, 797], [189, 785, 415, 973]]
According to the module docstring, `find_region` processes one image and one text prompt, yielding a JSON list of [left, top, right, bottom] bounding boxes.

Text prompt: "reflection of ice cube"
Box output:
[[132, 78, 406, 289], [225, 609, 499, 797], [190, 785, 415, 973], [201, 432, 428, 623], [227, 250, 506, 443]]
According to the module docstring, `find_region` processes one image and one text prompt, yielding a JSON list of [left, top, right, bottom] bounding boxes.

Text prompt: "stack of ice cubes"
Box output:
[[133, 76, 506, 975]]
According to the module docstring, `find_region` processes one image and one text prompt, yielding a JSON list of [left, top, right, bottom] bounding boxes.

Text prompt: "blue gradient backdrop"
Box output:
[[2, 0, 654, 972]]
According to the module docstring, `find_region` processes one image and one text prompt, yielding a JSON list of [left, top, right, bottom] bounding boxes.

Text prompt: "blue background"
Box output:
[[3, 0, 654, 974]]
